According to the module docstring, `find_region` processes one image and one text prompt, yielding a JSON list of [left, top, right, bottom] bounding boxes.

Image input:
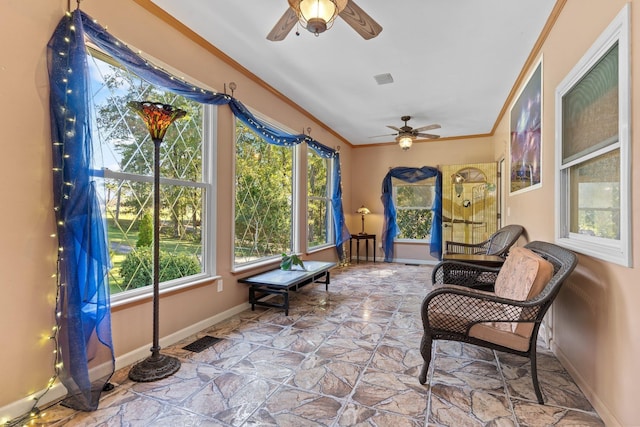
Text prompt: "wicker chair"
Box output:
[[419, 241, 578, 404], [444, 224, 524, 258]]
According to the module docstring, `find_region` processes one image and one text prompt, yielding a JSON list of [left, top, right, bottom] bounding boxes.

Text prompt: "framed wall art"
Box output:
[[510, 61, 542, 194]]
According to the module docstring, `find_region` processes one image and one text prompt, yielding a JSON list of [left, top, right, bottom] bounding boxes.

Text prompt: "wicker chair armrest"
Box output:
[[422, 286, 543, 333], [444, 240, 491, 255], [432, 261, 501, 290], [426, 285, 541, 309]]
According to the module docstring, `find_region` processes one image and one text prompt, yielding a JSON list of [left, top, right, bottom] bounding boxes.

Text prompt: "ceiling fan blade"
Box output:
[[339, 1, 383, 40], [386, 125, 401, 132], [267, 8, 298, 41], [369, 133, 396, 139], [413, 124, 441, 132], [415, 133, 441, 139]]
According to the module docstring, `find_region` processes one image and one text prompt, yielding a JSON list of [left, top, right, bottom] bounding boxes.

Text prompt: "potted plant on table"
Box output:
[[280, 253, 305, 271]]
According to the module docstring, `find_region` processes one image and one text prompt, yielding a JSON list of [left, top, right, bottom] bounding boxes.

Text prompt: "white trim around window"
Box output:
[[554, 4, 631, 267]]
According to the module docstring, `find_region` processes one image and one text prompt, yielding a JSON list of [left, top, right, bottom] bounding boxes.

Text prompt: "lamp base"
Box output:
[[128, 353, 181, 382]]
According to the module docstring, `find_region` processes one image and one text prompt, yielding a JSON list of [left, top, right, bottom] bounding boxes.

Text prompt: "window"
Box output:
[[87, 49, 215, 298], [393, 178, 436, 241], [234, 118, 294, 266], [555, 5, 630, 266], [307, 149, 333, 250]]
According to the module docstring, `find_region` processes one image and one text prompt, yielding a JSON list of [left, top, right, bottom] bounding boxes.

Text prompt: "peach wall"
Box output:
[[350, 137, 495, 262], [0, 0, 66, 412], [0, 0, 347, 416], [491, 1, 640, 425]]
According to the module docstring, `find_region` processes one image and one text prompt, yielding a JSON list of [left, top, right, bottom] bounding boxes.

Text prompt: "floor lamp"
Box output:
[[127, 101, 186, 382]]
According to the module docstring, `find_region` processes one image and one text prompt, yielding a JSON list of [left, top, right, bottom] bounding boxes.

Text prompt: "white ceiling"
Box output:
[[149, 0, 556, 146]]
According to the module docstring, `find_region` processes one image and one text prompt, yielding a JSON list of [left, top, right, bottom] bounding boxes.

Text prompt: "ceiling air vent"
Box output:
[[373, 73, 394, 85]]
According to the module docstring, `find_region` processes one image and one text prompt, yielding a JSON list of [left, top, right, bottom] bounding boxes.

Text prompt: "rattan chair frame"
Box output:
[[419, 241, 578, 404], [444, 224, 524, 258]]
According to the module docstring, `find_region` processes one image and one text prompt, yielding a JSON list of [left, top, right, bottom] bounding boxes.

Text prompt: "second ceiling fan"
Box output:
[[267, 0, 383, 41], [386, 116, 441, 150]]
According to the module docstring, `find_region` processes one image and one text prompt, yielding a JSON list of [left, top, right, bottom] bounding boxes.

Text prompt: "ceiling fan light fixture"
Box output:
[[397, 135, 414, 150], [297, 0, 339, 35]]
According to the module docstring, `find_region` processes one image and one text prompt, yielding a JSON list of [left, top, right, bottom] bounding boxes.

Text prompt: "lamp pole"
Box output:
[[150, 137, 162, 359]]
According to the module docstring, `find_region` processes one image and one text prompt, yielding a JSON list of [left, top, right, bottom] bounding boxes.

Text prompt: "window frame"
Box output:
[[231, 113, 299, 271], [392, 178, 436, 244], [554, 4, 631, 267], [306, 148, 334, 252], [86, 47, 217, 304]]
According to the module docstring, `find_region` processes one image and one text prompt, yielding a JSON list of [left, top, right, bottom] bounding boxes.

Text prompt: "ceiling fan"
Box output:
[[267, 0, 383, 41], [384, 116, 441, 150]]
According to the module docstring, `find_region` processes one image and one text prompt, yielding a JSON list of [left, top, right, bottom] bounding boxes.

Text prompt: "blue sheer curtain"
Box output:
[[48, 10, 350, 410], [48, 11, 114, 411], [380, 167, 442, 262], [308, 141, 351, 258]]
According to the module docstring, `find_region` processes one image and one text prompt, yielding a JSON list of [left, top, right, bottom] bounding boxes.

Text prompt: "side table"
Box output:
[[350, 234, 376, 263]]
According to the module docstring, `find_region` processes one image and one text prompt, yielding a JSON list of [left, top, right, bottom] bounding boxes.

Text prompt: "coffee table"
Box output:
[[239, 261, 335, 315]]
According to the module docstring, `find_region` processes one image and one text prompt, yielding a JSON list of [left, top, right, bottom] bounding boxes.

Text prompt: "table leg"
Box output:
[[249, 287, 256, 311], [284, 292, 289, 316], [365, 238, 369, 261], [349, 238, 353, 263], [357, 239, 360, 263], [373, 236, 376, 262]]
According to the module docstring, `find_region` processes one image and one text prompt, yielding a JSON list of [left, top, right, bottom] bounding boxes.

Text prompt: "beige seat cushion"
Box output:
[[468, 323, 531, 352], [470, 246, 554, 341]]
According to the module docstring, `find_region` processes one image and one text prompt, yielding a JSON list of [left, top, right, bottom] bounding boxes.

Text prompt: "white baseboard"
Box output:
[[553, 344, 621, 427], [115, 302, 249, 370], [0, 301, 249, 424]]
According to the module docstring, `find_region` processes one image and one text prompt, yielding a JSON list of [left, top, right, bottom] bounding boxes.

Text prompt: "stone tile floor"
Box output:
[[38, 263, 603, 426]]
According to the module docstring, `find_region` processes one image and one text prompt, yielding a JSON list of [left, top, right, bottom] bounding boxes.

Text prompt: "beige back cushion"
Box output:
[[495, 247, 553, 301], [493, 247, 554, 335]]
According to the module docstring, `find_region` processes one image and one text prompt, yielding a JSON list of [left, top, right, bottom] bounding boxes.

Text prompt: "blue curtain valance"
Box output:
[[380, 166, 442, 262], [81, 13, 302, 147]]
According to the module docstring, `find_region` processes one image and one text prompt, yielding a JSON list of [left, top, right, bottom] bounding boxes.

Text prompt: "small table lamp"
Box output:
[[357, 205, 370, 235]]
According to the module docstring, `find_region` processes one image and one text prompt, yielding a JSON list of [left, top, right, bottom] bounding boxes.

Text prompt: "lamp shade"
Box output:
[[397, 135, 413, 150], [298, 0, 339, 35], [128, 101, 187, 142], [357, 205, 370, 215]]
